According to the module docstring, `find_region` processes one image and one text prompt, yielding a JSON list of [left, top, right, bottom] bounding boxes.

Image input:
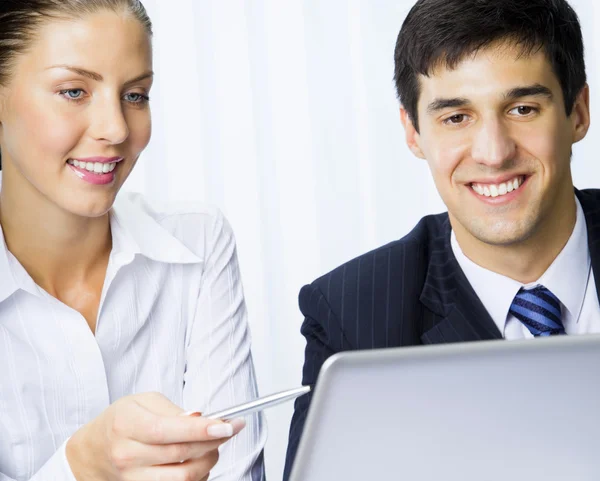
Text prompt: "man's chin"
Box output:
[[468, 222, 535, 247]]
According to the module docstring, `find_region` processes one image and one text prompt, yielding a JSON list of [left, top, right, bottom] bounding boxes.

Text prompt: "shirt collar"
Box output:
[[109, 193, 202, 265], [0, 192, 202, 303], [534, 196, 590, 320], [0, 223, 20, 303], [451, 196, 590, 333], [451, 232, 522, 335]]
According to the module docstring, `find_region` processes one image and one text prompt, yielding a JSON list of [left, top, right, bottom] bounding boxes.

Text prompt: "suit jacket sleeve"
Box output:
[[282, 281, 351, 480]]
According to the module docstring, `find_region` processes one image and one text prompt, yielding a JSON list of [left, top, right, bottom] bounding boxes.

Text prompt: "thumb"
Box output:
[[133, 392, 184, 416]]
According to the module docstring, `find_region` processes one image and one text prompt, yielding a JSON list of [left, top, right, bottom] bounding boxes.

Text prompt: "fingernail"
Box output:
[[207, 423, 234, 438], [180, 411, 201, 417], [228, 418, 246, 434]]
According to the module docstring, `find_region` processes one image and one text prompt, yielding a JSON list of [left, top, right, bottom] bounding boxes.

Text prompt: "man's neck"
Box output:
[[451, 193, 577, 285]]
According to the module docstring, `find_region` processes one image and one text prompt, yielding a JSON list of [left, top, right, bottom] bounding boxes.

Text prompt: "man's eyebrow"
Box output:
[[46, 65, 154, 85], [503, 84, 553, 101], [426, 97, 470, 115]]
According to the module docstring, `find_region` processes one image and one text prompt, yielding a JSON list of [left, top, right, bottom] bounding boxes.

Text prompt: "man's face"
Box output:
[[401, 43, 590, 249]]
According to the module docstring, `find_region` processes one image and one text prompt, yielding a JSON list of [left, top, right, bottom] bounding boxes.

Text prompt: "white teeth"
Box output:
[[67, 159, 119, 174], [472, 176, 523, 198]]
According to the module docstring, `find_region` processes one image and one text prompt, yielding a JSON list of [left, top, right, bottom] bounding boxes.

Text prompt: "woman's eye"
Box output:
[[124, 92, 149, 103], [61, 89, 85, 100]]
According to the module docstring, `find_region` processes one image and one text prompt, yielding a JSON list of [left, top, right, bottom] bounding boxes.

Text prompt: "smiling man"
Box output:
[[283, 0, 600, 477]]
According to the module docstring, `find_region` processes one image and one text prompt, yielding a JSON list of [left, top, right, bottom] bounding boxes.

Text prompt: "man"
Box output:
[[283, 0, 600, 478]]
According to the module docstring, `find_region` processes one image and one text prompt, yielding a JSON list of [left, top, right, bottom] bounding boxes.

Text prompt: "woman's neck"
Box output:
[[0, 177, 112, 294]]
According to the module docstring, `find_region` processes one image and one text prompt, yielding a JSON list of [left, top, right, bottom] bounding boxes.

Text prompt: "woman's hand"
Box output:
[[65, 392, 245, 481]]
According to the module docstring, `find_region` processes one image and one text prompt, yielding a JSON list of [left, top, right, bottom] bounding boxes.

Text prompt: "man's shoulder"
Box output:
[[298, 212, 450, 348], [305, 212, 449, 298], [577, 188, 600, 208], [575, 188, 600, 232]]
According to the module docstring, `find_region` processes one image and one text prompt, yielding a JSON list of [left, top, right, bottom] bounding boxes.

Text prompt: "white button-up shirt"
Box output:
[[451, 196, 600, 339], [0, 192, 266, 481]]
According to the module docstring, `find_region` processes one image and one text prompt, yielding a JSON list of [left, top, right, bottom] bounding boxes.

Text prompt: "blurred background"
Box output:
[[127, 1, 600, 479]]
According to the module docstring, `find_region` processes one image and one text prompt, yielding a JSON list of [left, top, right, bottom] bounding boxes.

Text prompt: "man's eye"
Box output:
[[510, 106, 537, 116], [443, 114, 467, 125]]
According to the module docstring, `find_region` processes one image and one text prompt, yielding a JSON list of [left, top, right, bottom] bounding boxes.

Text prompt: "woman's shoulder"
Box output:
[[118, 191, 225, 223], [114, 192, 235, 261]]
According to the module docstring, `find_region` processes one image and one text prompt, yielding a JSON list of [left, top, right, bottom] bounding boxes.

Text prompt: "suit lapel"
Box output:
[[419, 189, 600, 345], [419, 216, 502, 345], [575, 189, 600, 303]]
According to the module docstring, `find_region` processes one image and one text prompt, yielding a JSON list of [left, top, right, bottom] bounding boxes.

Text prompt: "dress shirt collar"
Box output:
[[451, 196, 590, 334], [535, 197, 590, 321], [0, 187, 201, 303], [109, 193, 202, 265], [0, 223, 20, 303]]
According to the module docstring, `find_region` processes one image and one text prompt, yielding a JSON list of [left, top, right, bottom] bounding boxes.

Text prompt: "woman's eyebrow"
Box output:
[[46, 64, 154, 85], [124, 71, 154, 86], [47, 64, 103, 81]]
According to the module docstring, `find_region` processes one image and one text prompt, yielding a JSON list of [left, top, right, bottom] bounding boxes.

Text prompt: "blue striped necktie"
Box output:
[[509, 286, 566, 337]]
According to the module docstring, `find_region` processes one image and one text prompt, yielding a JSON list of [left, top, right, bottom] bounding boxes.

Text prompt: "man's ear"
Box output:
[[400, 107, 425, 159], [572, 83, 590, 144]]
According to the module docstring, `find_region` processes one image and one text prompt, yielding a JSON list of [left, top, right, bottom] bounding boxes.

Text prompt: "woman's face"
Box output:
[[0, 10, 153, 218]]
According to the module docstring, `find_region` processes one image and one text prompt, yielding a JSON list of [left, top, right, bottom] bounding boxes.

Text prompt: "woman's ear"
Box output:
[[400, 107, 425, 159]]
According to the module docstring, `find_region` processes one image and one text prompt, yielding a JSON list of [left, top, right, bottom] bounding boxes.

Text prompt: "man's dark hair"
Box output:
[[394, 0, 586, 132]]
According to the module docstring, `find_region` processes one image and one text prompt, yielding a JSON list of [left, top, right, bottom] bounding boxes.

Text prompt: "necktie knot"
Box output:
[[509, 285, 565, 337]]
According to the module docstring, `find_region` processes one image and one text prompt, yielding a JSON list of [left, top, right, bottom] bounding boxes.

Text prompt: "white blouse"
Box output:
[[0, 192, 266, 480]]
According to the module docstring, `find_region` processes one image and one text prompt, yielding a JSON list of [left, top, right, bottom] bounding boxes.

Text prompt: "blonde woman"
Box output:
[[0, 1, 265, 479]]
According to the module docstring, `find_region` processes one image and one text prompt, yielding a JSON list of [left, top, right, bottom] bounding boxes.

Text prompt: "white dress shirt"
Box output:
[[0, 191, 266, 481], [451, 197, 600, 339]]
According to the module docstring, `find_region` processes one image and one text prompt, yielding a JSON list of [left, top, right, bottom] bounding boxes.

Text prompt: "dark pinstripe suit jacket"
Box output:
[[282, 188, 600, 480]]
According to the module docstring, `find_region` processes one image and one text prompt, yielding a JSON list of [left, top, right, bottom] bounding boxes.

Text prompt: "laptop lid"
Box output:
[[289, 334, 600, 481]]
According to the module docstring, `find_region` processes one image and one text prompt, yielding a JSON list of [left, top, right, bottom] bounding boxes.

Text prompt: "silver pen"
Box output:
[[183, 385, 311, 420]]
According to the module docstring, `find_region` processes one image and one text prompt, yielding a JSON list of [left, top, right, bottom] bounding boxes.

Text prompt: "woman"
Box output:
[[0, 1, 265, 480]]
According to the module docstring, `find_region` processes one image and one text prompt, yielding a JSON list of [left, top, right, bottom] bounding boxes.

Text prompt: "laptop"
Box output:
[[288, 334, 600, 481]]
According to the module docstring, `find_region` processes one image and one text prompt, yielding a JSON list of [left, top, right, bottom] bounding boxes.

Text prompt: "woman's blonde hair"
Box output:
[[0, 0, 152, 86], [0, 0, 152, 168]]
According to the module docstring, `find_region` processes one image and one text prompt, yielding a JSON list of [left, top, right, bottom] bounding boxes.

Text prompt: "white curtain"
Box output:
[[127, 1, 600, 478]]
